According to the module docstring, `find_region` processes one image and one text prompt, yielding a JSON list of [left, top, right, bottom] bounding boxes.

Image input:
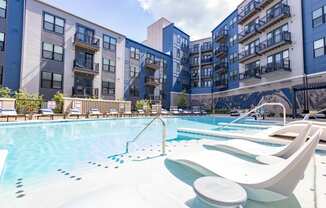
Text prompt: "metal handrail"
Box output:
[[219, 102, 287, 130], [126, 115, 167, 156]]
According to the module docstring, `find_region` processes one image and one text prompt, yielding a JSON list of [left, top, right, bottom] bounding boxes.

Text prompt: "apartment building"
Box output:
[[1, 0, 326, 112], [124, 38, 171, 108], [21, 0, 126, 100], [0, 0, 25, 90]]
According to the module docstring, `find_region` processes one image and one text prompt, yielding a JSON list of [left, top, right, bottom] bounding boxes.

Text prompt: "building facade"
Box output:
[[0, 0, 25, 90], [1, 0, 326, 113], [124, 38, 171, 108]]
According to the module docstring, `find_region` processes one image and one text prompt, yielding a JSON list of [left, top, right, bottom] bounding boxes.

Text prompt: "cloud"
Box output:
[[137, 0, 242, 40]]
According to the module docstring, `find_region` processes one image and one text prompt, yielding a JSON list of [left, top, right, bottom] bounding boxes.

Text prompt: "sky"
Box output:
[[42, 0, 242, 41]]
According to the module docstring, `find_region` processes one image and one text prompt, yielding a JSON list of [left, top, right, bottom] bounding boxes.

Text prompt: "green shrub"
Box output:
[[215, 109, 231, 114], [52, 92, 64, 113], [15, 90, 43, 114], [135, 100, 151, 111], [177, 91, 187, 109], [0, 87, 11, 98]]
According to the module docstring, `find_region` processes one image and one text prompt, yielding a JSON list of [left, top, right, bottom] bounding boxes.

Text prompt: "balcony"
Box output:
[[215, 45, 228, 58], [201, 45, 213, 53], [74, 32, 100, 52], [181, 57, 189, 65], [238, 0, 262, 25], [190, 48, 199, 54], [214, 79, 228, 89], [72, 87, 99, 98], [215, 30, 228, 43], [201, 57, 213, 65], [239, 46, 261, 63], [145, 58, 161, 70], [214, 61, 228, 72], [239, 67, 261, 82], [258, 31, 292, 54], [191, 61, 200, 67], [260, 59, 291, 76], [73, 60, 99, 75], [145, 76, 160, 86], [181, 43, 189, 52], [238, 24, 261, 43], [258, 4, 291, 32]]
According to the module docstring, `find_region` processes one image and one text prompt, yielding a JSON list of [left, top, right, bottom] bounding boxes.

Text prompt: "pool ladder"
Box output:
[[126, 115, 167, 156], [218, 102, 287, 130]]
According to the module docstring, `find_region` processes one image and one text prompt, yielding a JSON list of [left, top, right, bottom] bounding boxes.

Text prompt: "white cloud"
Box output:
[[137, 0, 242, 40]]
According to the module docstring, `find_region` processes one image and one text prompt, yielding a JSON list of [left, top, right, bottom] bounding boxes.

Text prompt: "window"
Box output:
[[313, 8, 323, 28], [176, 63, 180, 72], [177, 35, 181, 44], [314, 38, 325, 57], [0, 0, 7, 18], [102, 58, 115, 72], [102, 81, 115, 95], [0, 32, 4, 51], [103, 35, 117, 51], [130, 47, 140, 60], [42, 43, 64, 61], [176, 49, 181, 58], [41, 72, 62, 89], [130, 66, 139, 78], [129, 84, 139, 97], [43, 12, 65, 34]]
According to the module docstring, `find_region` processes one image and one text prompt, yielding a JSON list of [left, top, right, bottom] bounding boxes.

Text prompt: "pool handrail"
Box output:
[[218, 103, 287, 130], [126, 115, 167, 156]]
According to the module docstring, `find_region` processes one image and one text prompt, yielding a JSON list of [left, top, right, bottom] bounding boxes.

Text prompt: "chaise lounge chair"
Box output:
[[204, 123, 312, 159], [167, 130, 321, 202]]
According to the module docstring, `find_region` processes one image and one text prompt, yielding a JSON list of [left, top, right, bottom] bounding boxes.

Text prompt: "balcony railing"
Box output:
[[190, 48, 200, 54], [73, 60, 99, 75], [181, 57, 189, 65], [145, 76, 160, 86], [215, 61, 228, 71], [258, 31, 291, 54], [201, 57, 213, 65], [214, 79, 228, 89], [239, 67, 261, 81], [261, 59, 291, 75], [72, 87, 99, 98], [74, 32, 100, 51], [191, 61, 200, 67], [145, 58, 161, 70], [201, 45, 213, 52], [259, 4, 291, 32], [238, 0, 261, 25], [238, 23, 261, 43], [215, 30, 228, 42], [239, 46, 260, 63], [215, 45, 228, 57]]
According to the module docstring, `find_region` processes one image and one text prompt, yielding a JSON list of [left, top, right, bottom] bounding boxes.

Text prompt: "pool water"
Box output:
[[0, 116, 264, 188]]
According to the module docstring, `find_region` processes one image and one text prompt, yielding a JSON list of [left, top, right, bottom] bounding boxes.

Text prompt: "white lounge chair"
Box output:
[[167, 130, 321, 202], [204, 123, 312, 159], [0, 150, 8, 177], [89, 108, 102, 115], [0, 108, 17, 116], [161, 109, 169, 115], [69, 108, 81, 115], [137, 109, 145, 115], [40, 108, 54, 115]]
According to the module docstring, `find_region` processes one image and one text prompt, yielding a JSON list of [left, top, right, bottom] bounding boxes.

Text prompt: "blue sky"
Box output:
[[43, 0, 241, 41]]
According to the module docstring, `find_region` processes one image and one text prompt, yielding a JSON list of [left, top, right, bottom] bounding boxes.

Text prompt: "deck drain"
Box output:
[[75, 177, 82, 181]]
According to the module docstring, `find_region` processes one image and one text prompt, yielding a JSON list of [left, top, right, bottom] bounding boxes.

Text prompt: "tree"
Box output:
[[15, 90, 43, 114], [0, 87, 11, 98], [53, 92, 64, 113]]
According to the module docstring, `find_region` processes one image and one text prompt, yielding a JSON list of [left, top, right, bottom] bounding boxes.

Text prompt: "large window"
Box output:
[[103, 35, 117, 51], [0, 32, 4, 51], [41, 72, 63, 89], [102, 58, 115, 72], [130, 47, 140, 60], [43, 12, 65, 34], [0, 0, 7, 18], [129, 84, 139, 97], [267, 50, 289, 68], [42, 43, 64, 61], [314, 38, 325, 58], [102, 81, 115, 96]]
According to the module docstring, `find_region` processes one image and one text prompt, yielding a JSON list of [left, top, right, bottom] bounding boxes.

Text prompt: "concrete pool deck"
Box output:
[[0, 139, 325, 208]]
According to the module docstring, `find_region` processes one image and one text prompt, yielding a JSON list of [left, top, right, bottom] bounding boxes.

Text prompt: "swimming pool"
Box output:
[[0, 116, 265, 189]]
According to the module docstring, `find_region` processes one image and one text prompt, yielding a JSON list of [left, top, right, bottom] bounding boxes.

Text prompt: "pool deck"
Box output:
[[0, 139, 325, 208]]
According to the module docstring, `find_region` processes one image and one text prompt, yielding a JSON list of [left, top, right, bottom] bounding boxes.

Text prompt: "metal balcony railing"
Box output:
[[73, 60, 99, 74], [74, 32, 100, 51]]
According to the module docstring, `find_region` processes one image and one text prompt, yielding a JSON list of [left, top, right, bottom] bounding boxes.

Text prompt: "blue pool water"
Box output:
[[0, 116, 263, 188]]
